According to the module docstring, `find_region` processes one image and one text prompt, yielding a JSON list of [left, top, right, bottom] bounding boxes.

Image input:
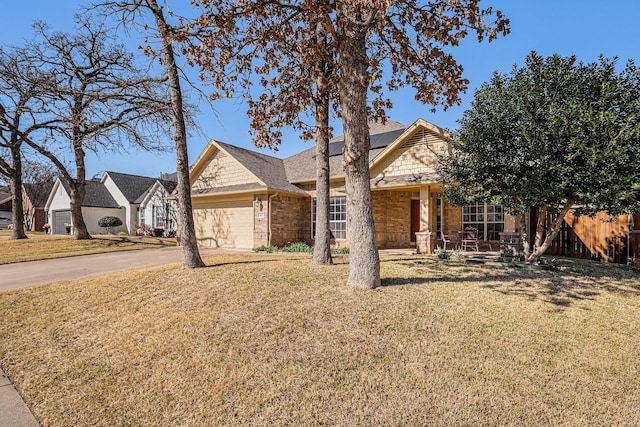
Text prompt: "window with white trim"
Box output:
[[462, 203, 504, 240], [154, 205, 165, 228], [312, 196, 347, 240]]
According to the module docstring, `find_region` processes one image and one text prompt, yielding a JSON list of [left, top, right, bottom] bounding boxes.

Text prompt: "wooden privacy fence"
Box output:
[[530, 208, 639, 265]]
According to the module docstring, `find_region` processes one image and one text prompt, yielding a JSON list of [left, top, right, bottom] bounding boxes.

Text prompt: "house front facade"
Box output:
[[189, 119, 519, 252], [45, 178, 126, 235]]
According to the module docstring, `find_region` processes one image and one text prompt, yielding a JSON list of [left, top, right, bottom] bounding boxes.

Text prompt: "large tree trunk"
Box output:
[[336, 14, 380, 289], [9, 144, 27, 240], [312, 35, 333, 266], [526, 201, 574, 263], [70, 180, 92, 239], [69, 136, 92, 239], [147, 0, 205, 268]]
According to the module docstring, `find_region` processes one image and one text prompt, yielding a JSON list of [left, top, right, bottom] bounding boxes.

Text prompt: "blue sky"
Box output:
[[3, 1, 640, 178]]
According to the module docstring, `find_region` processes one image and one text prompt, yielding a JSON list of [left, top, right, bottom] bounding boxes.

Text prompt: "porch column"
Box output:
[[416, 184, 434, 254]]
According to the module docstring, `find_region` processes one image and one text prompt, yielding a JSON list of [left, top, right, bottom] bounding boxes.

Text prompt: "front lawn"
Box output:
[[0, 254, 639, 425], [0, 234, 176, 264]]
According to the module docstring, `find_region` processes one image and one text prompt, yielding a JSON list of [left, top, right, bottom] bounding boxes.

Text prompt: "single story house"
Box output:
[[23, 182, 54, 231], [46, 177, 126, 235], [188, 118, 519, 251], [135, 176, 178, 236], [45, 171, 178, 236]]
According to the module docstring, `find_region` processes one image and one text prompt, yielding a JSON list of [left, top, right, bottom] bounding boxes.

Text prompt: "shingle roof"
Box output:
[[60, 179, 120, 208], [105, 171, 158, 203], [283, 121, 408, 183], [216, 141, 307, 194], [133, 179, 179, 204], [24, 182, 54, 208]]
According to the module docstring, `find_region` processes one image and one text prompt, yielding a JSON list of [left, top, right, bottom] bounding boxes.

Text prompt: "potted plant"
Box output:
[[64, 223, 72, 235], [42, 223, 50, 234]]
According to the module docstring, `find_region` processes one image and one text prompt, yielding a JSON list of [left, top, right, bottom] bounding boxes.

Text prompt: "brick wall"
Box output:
[[258, 194, 310, 247], [372, 190, 418, 248]]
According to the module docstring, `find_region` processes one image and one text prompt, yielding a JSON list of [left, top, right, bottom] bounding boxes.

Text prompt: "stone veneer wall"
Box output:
[[372, 190, 418, 248]]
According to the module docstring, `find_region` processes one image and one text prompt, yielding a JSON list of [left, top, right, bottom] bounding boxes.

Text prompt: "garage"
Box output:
[[193, 200, 254, 248], [52, 210, 72, 235]]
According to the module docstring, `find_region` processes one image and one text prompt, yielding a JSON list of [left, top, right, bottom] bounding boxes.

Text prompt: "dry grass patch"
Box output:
[[1, 254, 640, 425], [0, 234, 176, 264]]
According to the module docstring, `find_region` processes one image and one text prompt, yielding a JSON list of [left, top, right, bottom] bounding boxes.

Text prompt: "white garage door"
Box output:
[[193, 201, 254, 248], [52, 210, 71, 235]]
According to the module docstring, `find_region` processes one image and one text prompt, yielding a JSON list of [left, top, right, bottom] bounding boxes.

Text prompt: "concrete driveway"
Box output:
[[0, 246, 234, 292]]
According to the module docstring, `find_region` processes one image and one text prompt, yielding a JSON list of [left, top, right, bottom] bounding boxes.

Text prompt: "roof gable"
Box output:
[[103, 171, 158, 204], [56, 178, 120, 208], [368, 119, 451, 185], [190, 140, 306, 196]]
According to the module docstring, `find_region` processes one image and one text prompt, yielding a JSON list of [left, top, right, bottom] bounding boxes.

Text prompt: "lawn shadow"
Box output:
[[381, 256, 640, 310]]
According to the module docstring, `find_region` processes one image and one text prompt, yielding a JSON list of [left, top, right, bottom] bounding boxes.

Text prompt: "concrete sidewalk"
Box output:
[[0, 369, 38, 427], [0, 246, 242, 426]]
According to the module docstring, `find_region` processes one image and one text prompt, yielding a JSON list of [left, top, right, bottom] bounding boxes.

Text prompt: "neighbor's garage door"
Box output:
[[52, 210, 71, 235], [193, 200, 254, 248]]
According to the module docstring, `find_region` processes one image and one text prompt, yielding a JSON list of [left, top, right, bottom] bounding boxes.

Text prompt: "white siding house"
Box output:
[[45, 178, 126, 235]]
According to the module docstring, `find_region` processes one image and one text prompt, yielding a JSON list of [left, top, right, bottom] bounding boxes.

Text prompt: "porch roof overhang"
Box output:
[[370, 172, 441, 190]]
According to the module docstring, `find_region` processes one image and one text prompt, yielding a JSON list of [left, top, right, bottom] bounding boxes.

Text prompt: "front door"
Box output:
[[410, 200, 420, 243]]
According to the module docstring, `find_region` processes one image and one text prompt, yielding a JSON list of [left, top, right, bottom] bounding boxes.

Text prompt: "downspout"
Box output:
[[268, 193, 278, 247]]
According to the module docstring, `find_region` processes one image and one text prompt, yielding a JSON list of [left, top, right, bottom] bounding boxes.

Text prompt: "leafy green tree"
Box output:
[[440, 52, 640, 263]]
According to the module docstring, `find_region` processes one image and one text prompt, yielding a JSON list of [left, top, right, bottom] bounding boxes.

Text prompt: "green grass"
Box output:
[[0, 254, 639, 425], [0, 234, 176, 264]]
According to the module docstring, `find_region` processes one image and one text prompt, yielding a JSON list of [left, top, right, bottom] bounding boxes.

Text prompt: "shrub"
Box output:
[[253, 245, 278, 253], [281, 242, 313, 253], [98, 216, 123, 234], [134, 223, 155, 237], [332, 246, 350, 254]]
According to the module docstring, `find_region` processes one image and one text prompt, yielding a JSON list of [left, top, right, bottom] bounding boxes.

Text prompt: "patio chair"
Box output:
[[440, 231, 451, 251], [461, 228, 479, 252]]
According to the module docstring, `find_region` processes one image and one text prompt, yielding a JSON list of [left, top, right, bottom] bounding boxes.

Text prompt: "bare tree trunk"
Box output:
[[312, 33, 333, 266], [9, 144, 27, 239], [337, 20, 380, 289], [69, 181, 91, 239], [146, 0, 205, 268], [526, 201, 573, 263], [69, 137, 92, 239]]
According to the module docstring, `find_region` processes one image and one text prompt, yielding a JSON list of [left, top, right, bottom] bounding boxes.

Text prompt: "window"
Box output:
[[463, 203, 504, 240], [312, 196, 347, 240], [139, 208, 145, 225], [154, 205, 165, 228]]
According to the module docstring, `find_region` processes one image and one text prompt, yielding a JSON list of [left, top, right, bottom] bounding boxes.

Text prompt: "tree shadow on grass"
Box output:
[[380, 256, 640, 310]]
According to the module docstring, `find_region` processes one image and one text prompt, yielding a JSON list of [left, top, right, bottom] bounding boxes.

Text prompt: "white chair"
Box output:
[[440, 231, 451, 251], [461, 228, 479, 252]]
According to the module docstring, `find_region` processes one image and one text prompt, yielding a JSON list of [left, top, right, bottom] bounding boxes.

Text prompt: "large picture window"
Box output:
[[463, 203, 504, 240], [312, 196, 347, 240]]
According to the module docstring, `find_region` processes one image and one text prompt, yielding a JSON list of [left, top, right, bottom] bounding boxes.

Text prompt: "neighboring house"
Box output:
[[22, 182, 54, 231], [135, 178, 178, 236], [45, 178, 126, 235], [188, 118, 519, 251], [100, 171, 158, 234], [45, 171, 178, 236], [0, 187, 11, 220]]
